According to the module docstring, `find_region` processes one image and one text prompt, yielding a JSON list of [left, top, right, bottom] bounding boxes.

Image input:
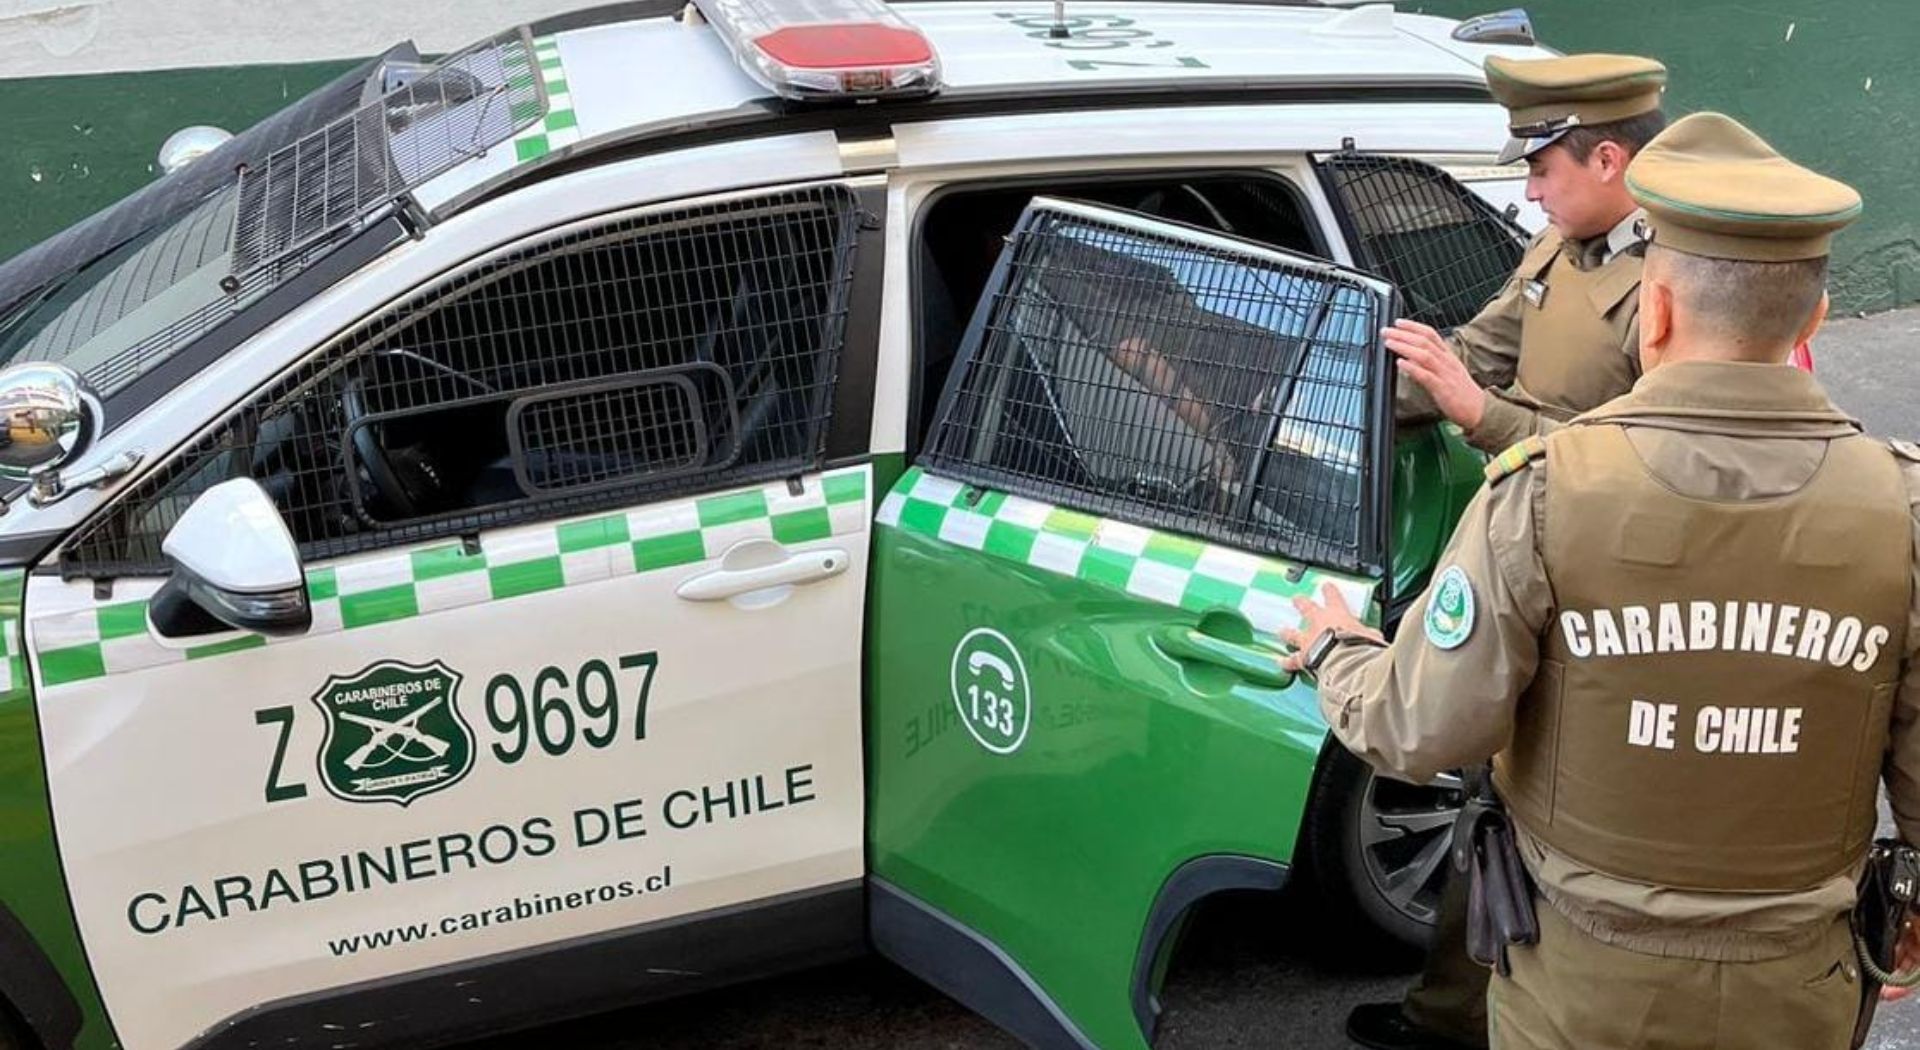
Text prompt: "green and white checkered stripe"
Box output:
[[31, 466, 870, 689], [0, 571, 24, 697], [510, 34, 578, 163], [877, 467, 1373, 636]]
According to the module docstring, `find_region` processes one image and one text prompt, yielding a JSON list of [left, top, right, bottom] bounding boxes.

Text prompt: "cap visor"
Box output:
[[1497, 130, 1567, 165]]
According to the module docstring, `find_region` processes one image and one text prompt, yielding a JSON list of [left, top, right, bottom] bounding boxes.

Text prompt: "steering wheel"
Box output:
[[343, 373, 423, 520], [340, 353, 496, 521], [1130, 184, 1236, 235]]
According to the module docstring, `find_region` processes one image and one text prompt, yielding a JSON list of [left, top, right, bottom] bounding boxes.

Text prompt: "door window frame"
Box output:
[[905, 166, 1333, 462], [1310, 150, 1530, 333], [916, 196, 1399, 578], [55, 178, 885, 581]]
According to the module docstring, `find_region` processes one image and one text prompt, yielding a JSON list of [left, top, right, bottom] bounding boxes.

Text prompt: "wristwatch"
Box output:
[[1302, 628, 1343, 673]]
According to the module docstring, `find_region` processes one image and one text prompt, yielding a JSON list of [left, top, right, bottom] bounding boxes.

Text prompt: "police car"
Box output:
[[0, 2, 1552, 1047]]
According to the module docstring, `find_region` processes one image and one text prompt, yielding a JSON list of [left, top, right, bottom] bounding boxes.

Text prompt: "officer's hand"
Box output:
[[1382, 320, 1486, 432], [1279, 583, 1381, 672], [1882, 914, 1920, 1002]]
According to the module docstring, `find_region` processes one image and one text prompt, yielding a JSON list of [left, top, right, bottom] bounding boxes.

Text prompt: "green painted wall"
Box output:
[[0, 61, 356, 267], [1418, 0, 1918, 314]]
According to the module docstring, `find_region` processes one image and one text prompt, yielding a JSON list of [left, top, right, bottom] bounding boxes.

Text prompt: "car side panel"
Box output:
[[866, 469, 1365, 1049], [29, 468, 872, 1050]]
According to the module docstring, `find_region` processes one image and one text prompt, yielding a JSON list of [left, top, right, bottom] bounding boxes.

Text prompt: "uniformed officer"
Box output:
[[1352, 52, 1671, 1050], [1285, 112, 1920, 1050], [1391, 53, 1668, 458]]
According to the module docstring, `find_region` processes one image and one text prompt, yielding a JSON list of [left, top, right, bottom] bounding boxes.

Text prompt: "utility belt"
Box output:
[[1451, 764, 1538, 975], [1852, 839, 1920, 1048]]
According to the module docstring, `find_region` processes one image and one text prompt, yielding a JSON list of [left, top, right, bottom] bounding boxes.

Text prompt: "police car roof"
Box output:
[[575, 0, 1540, 116], [416, 0, 1550, 211], [907, 1, 1537, 92]]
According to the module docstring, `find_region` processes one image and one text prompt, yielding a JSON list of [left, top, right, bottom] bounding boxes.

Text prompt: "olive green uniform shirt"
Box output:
[[1320, 361, 1920, 960], [1398, 212, 1645, 455]]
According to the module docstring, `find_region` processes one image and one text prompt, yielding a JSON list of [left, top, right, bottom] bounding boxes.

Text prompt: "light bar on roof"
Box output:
[[691, 0, 941, 102]]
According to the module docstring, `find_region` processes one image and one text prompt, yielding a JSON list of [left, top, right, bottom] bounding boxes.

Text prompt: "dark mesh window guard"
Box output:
[[62, 184, 861, 578], [1316, 153, 1526, 332], [506, 368, 726, 498], [922, 200, 1391, 574]]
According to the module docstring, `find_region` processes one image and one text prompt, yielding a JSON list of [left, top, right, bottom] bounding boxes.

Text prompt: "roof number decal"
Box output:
[[992, 12, 1211, 71]]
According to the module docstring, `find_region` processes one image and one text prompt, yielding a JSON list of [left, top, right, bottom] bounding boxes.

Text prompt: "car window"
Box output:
[[1315, 152, 1526, 332], [61, 183, 863, 578], [912, 172, 1323, 457], [921, 199, 1391, 575]]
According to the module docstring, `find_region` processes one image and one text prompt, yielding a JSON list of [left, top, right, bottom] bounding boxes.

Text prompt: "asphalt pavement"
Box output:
[[472, 307, 1920, 1049], [1813, 309, 1920, 443]]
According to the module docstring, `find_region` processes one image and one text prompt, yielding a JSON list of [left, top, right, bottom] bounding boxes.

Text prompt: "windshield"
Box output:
[[0, 27, 546, 406], [0, 189, 238, 393]]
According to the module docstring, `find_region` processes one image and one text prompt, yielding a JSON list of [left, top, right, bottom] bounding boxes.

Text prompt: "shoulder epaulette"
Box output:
[[1484, 435, 1548, 485], [1516, 228, 1563, 279], [1889, 439, 1920, 465]]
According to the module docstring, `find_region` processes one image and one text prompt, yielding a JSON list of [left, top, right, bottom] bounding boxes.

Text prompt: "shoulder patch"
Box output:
[[1424, 565, 1476, 650], [1484, 435, 1548, 485]]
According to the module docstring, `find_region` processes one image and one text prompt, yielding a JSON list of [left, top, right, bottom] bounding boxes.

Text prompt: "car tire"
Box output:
[[1301, 744, 1465, 953]]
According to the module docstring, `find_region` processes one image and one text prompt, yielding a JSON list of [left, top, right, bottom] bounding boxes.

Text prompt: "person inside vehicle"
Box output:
[[1010, 225, 1309, 511]]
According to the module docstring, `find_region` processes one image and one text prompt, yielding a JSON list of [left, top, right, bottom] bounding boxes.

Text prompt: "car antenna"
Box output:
[[1049, 0, 1070, 38]]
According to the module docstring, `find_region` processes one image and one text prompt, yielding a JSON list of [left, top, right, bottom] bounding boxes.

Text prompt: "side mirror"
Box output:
[[0, 362, 100, 481], [150, 479, 310, 638], [156, 125, 233, 175]]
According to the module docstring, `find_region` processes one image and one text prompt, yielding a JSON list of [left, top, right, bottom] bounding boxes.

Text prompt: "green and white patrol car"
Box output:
[[0, 2, 1551, 1047]]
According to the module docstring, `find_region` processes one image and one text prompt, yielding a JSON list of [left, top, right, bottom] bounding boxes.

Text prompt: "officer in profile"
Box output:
[[1389, 53, 1667, 458], [1353, 52, 1670, 1050], [1284, 112, 1920, 1049]]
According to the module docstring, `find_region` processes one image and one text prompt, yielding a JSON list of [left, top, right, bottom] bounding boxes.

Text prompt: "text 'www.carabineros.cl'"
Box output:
[[326, 867, 673, 957]]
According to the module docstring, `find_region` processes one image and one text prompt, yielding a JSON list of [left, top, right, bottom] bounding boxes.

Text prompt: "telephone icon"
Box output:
[[967, 650, 1016, 690]]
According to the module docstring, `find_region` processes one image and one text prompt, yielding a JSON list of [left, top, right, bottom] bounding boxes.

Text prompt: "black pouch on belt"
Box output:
[[1451, 764, 1539, 977], [1851, 839, 1919, 1049]]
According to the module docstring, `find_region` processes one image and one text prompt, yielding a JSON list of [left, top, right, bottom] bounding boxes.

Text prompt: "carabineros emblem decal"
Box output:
[[312, 660, 474, 806]]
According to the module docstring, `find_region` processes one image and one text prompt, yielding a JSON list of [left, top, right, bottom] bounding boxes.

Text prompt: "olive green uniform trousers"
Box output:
[[1403, 868, 1490, 1048], [1489, 903, 1860, 1050]]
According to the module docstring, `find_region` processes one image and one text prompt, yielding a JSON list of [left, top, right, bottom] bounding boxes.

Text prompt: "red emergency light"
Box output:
[[691, 0, 942, 101]]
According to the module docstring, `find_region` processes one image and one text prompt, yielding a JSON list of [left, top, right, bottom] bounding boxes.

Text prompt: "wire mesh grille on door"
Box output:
[[1317, 152, 1527, 333], [61, 185, 861, 578], [921, 201, 1388, 575]]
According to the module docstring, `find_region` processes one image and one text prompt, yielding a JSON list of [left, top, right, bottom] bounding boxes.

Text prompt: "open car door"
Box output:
[[1314, 150, 1528, 332], [1314, 150, 1530, 613], [865, 198, 1397, 1049]]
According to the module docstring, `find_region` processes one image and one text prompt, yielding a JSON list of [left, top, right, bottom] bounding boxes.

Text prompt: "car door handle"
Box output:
[[1151, 625, 1296, 689], [675, 547, 849, 602]]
